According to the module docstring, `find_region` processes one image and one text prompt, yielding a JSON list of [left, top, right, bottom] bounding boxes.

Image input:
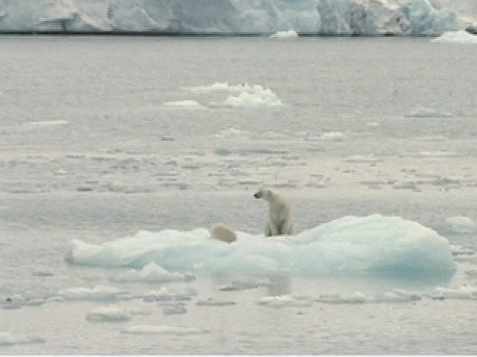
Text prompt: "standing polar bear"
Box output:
[[254, 188, 293, 237]]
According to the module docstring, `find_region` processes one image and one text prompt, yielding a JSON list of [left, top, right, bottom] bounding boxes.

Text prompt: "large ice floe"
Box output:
[[67, 215, 456, 279], [0, 0, 462, 36]]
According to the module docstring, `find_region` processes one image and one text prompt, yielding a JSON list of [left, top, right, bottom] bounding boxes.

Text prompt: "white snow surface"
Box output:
[[58, 285, 127, 301], [432, 30, 477, 43], [0, 0, 461, 35], [67, 215, 455, 278]]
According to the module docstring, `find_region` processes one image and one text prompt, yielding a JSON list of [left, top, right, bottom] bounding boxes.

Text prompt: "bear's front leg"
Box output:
[[265, 223, 273, 237]]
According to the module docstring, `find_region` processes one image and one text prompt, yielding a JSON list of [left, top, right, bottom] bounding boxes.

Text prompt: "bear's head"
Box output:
[[254, 188, 274, 201]]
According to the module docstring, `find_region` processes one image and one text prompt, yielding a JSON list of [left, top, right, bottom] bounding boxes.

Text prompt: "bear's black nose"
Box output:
[[254, 193, 261, 198]]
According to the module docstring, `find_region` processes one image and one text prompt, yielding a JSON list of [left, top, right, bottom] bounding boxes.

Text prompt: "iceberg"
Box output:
[[0, 0, 460, 36], [67, 215, 456, 279], [432, 30, 477, 43]]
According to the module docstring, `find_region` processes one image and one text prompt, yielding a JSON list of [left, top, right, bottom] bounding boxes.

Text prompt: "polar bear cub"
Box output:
[[254, 188, 293, 237]]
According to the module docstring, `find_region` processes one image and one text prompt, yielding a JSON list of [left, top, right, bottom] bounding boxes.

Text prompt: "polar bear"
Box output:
[[254, 188, 293, 237]]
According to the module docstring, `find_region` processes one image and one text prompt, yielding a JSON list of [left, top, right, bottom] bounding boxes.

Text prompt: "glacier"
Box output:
[[0, 0, 467, 36], [66, 214, 456, 278]]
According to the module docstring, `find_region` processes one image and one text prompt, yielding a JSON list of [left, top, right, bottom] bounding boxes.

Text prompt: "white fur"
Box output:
[[254, 189, 293, 237]]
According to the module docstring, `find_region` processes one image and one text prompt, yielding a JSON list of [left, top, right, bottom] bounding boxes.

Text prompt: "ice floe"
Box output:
[[86, 306, 132, 322], [432, 30, 477, 44], [120, 325, 209, 336], [141, 287, 197, 303], [163, 100, 206, 110], [223, 86, 283, 108], [446, 216, 477, 233], [111, 262, 195, 284], [257, 295, 313, 308], [67, 215, 456, 278], [58, 285, 127, 301], [0, 332, 45, 346], [270, 30, 299, 39]]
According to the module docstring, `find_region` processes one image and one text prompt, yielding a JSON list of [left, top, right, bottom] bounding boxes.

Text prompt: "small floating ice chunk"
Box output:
[[257, 295, 313, 308], [0, 332, 45, 346], [406, 107, 453, 118], [316, 292, 367, 304], [196, 298, 236, 306], [446, 216, 477, 233], [320, 131, 346, 141], [163, 100, 206, 110], [121, 325, 209, 335], [142, 287, 197, 303], [214, 128, 250, 139], [224, 86, 283, 108], [27, 120, 69, 127], [58, 285, 127, 301], [111, 263, 195, 284], [344, 155, 380, 163], [86, 306, 131, 322], [270, 30, 299, 39], [432, 31, 477, 44]]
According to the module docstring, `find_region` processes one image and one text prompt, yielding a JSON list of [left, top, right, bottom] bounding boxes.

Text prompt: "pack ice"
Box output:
[[0, 0, 460, 36], [67, 215, 456, 278]]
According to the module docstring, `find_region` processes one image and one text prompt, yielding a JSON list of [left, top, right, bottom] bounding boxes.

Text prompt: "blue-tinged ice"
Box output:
[[67, 215, 456, 279]]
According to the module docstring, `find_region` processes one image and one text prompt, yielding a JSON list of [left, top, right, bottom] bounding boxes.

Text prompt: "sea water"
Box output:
[[0, 35, 477, 354]]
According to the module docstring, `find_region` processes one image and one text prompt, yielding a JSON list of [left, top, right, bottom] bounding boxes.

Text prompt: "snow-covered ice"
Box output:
[[432, 30, 477, 44], [66, 215, 456, 278]]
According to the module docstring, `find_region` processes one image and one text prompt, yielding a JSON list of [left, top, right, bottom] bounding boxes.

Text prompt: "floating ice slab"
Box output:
[[258, 295, 313, 308], [432, 30, 477, 44], [86, 306, 131, 322], [0, 332, 45, 346], [446, 216, 477, 234], [67, 215, 456, 279], [58, 285, 127, 301], [223, 86, 283, 108], [121, 325, 209, 336], [431, 286, 477, 300], [270, 30, 299, 39], [163, 100, 206, 110]]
